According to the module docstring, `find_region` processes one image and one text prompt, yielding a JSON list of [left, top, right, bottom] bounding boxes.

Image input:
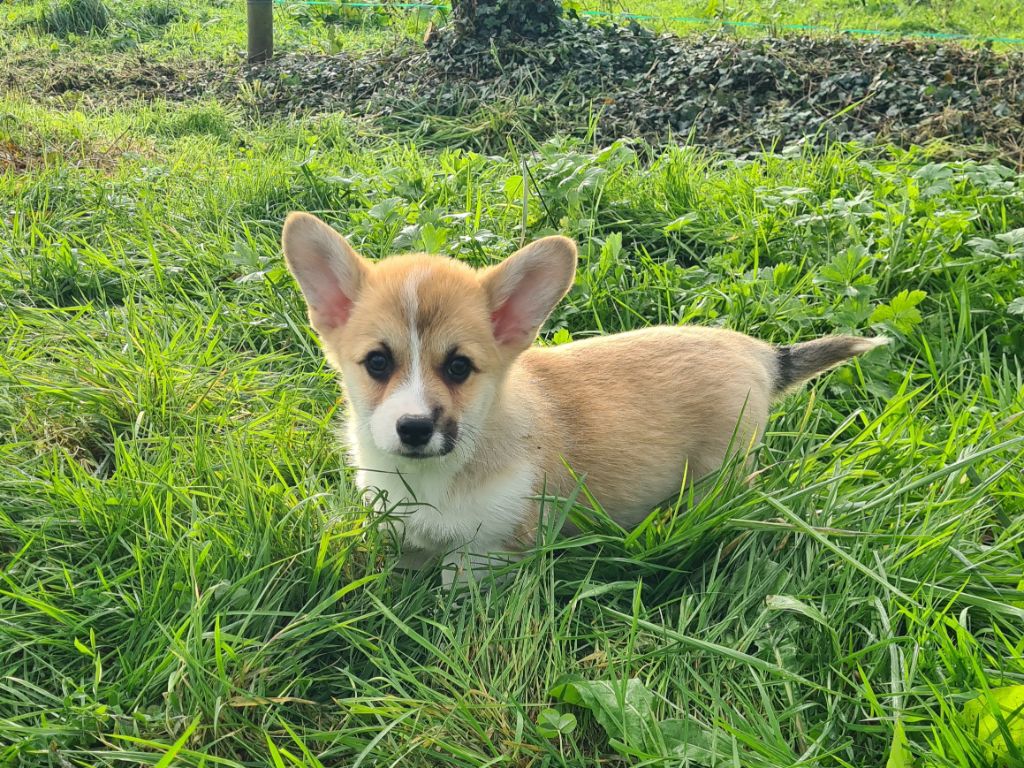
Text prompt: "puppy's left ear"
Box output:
[[481, 236, 577, 351], [281, 212, 368, 337]]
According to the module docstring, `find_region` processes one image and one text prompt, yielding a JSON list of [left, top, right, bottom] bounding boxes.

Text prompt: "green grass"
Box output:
[[37, 0, 110, 38], [2, 94, 1024, 765], [2, 1, 1024, 766], [590, 0, 1024, 41]]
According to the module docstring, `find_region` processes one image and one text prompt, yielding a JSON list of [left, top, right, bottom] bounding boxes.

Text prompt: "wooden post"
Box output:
[[247, 0, 273, 63]]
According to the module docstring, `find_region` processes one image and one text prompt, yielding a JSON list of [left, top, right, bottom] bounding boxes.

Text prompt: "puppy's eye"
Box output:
[[444, 355, 473, 384], [364, 350, 393, 381]]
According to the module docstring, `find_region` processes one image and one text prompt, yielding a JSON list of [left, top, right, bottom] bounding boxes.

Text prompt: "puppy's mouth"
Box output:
[[397, 445, 453, 459]]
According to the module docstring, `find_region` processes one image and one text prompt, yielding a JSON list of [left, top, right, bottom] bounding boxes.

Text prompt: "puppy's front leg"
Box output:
[[440, 546, 523, 588], [396, 547, 437, 571]]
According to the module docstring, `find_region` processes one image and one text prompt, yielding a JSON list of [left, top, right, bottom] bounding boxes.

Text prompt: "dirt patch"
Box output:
[[252, 21, 1024, 162], [0, 130, 152, 173], [2, 52, 232, 105], [46, 58, 225, 101], [0, 140, 33, 173]]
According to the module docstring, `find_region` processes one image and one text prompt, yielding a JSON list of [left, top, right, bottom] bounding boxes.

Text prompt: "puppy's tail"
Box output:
[[772, 336, 888, 396]]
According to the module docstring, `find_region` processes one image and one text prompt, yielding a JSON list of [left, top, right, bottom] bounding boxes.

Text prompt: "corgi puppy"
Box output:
[[282, 212, 887, 581]]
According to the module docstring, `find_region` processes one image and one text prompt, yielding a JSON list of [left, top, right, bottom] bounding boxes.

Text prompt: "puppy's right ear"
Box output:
[[282, 212, 368, 335], [480, 236, 577, 353]]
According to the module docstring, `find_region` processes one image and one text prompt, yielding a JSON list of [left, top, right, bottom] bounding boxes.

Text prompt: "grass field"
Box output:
[[3, 1, 1024, 766], [599, 0, 1024, 40]]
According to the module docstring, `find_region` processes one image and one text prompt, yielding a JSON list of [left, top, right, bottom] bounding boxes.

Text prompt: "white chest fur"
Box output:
[[350, 430, 536, 559]]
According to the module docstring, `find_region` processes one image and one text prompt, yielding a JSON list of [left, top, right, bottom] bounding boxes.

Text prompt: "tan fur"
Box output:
[[282, 212, 886, 576], [516, 327, 778, 527]]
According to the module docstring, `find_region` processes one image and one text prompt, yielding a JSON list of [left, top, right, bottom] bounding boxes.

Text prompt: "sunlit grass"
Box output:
[[1, 7, 1023, 763]]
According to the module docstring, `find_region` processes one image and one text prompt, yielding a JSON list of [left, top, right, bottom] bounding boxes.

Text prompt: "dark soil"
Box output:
[[7, 17, 1024, 163], [1, 49, 225, 110], [41, 57, 217, 101], [254, 20, 1024, 162]]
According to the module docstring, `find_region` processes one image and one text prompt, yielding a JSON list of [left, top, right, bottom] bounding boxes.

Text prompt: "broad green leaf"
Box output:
[[503, 175, 524, 203], [549, 679, 729, 761], [765, 594, 829, 628], [960, 685, 1024, 764], [417, 222, 449, 253], [814, 245, 875, 297], [550, 677, 654, 744], [886, 719, 913, 768], [536, 708, 577, 738], [598, 232, 623, 275], [551, 328, 573, 345], [995, 227, 1024, 247], [659, 718, 728, 766], [870, 290, 927, 333], [664, 213, 699, 233], [367, 197, 403, 222]]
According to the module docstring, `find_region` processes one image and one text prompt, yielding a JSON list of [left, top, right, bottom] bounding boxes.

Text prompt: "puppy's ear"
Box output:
[[282, 212, 368, 335], [480, 236, 577, 352]]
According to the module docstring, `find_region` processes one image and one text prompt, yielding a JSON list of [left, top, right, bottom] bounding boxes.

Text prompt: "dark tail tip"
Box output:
[[774, 336, 888, 395]]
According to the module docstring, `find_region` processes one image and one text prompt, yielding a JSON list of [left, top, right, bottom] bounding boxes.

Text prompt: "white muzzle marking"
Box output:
[[368, 269, 447, 457]]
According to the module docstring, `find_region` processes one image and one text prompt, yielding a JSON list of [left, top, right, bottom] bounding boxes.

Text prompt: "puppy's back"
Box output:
[[517, 326, 777, 525]]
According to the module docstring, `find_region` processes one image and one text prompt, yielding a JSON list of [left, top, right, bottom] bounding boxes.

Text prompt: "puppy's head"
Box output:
[[282, 212, 577, 460]]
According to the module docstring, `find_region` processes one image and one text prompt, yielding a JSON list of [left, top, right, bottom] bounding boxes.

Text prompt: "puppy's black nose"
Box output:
[[396, 415, 434, 448]]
